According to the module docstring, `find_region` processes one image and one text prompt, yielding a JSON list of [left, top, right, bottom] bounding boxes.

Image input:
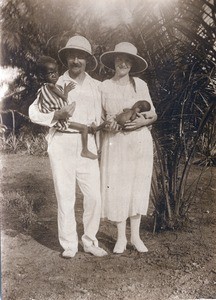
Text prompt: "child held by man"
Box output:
[[36, 56, 98, 160]]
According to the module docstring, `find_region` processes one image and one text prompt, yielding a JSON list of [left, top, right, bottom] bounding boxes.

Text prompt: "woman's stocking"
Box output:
[[130, 214, 148, 252], [113, 220, 127, 253]]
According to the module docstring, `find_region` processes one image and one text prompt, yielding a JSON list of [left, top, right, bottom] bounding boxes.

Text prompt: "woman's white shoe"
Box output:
[[131, 239, 148, 253], [113, 239, 127, 254]]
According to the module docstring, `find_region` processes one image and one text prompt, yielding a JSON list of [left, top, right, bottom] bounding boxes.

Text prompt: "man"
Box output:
[[29, 35, 107, 258]]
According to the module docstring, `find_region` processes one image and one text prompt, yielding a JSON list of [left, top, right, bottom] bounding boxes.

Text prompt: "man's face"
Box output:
[[66, 50, 87, 77]]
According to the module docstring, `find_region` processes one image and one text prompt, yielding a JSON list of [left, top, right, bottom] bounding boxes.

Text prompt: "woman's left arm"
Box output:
[[124, 110, 157, 130], [124, 77, 157, 130]]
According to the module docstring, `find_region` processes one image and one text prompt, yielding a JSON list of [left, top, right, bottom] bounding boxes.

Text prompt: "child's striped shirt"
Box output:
[[37, 83, 68, 131]]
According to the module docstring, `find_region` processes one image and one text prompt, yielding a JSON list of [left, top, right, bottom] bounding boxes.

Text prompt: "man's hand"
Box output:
[[88, 122, 97, 134], [53, 103, 76, 121]]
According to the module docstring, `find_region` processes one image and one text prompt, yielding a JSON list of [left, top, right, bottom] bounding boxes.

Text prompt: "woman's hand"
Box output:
[[124, 113, 146, 130], [104, 119, 121, 132], [142, 110, 156, 120], [124, 111, 157, 131]]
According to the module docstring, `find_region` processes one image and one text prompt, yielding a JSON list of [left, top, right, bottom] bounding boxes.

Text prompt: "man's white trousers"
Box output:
[[47, 131, 101, 252]]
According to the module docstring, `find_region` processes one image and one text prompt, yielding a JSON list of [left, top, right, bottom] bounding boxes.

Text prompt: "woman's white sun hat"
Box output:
[[58, 35, 98, 71], [100, 42, 148, 74]]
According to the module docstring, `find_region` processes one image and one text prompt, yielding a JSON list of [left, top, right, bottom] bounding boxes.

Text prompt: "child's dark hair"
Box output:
[[36, 56, 57, 76]]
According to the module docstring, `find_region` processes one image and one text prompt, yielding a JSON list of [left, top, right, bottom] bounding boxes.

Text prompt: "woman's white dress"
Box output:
[[100, 77, 155, 222]]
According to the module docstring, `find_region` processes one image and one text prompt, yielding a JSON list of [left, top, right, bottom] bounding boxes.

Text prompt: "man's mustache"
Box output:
[[70, 63, 82, 67]]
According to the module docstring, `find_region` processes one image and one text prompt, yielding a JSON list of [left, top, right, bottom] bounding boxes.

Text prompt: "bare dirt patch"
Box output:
[[1, 153, 216, 300]]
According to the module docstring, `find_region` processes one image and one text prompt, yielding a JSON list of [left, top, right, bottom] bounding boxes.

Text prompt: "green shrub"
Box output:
[[1, 191, 38, 230], [0, 130, 48, 156]]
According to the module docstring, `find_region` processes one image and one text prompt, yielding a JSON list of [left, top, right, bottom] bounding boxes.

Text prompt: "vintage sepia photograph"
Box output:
[[0, 0, 216, 299]]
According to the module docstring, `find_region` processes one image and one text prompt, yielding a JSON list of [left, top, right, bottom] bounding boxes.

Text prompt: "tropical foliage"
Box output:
[[1, 0, 215, 229]]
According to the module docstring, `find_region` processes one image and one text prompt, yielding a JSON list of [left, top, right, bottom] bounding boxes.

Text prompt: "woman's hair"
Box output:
[[129, 76, 137, 93], [36, 56, 57, 76]]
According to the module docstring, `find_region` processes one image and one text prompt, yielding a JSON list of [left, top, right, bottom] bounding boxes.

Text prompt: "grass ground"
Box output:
[[1, 153, 216, 300]]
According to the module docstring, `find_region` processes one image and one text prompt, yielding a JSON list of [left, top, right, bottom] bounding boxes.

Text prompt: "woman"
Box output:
[[99, 42, 157, 254]]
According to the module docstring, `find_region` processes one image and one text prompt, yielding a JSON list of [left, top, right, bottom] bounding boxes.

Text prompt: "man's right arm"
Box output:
[[28, 96, 76, 127], [28, 96, 56, 127]]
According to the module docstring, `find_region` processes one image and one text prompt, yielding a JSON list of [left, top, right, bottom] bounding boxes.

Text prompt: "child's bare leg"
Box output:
[[80, 126, 98, 160], [68, 122, 98, 160], [89, 121, 110, 133]]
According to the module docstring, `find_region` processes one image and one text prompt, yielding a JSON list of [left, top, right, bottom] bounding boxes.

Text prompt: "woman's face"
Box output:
[[114, 54, 133, 77]]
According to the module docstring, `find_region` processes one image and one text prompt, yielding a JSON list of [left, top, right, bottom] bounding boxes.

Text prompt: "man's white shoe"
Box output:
[[83, 245, 108, 257], [62, 249, 77, 258]]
